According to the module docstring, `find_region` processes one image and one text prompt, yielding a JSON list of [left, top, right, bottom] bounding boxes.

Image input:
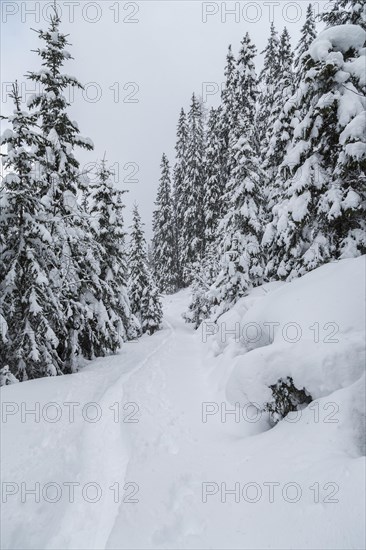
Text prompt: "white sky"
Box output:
[[1, 0, 328, 239]]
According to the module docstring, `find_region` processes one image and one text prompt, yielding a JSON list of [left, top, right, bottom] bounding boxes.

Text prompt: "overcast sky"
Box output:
[[1, 0, 328, 239]]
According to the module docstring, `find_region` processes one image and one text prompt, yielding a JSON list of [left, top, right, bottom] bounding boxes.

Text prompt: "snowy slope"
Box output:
[[1, 258, 365, 549], [208, 256, 365, 408]]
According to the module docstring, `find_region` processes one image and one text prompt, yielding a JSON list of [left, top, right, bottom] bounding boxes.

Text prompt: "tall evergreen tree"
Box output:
[[263, 18, 316, 279], [294, 4, 317, 76], [263, 19, 366, 280], [128, 206, 147, 322], [179, 93, 205, 282], [221, 45, 239, 142], [25, 6, 112, 370], [264, 28, 294, 175], [184, 258, 218, 329], [141, 274, 163, 335], [256, 23, 280, 156], [220, 45, 239, 189], [88, 158, 138, 350], [128, 205, 163, 334], [262, 9, 317, 279], [186, 105, 224, 327], [0, 84, 65, 380], [173, 108, 189, 286], [264, 27, 295, 188], [203, 107, 225, 247], [152, 153, 178, 293], [211, 33, 265, 315], [236, 33, 258, 139]]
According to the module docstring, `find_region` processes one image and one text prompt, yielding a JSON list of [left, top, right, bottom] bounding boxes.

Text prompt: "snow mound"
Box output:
[[310, 25, 366, 62], [206, 257, 365, 417]]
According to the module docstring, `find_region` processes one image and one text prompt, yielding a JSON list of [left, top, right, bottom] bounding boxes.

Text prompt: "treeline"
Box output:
[[0, 8, 162, 383], [151, 0, 366, 325]]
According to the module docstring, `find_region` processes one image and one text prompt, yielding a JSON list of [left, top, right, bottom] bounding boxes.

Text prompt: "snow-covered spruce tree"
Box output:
[[262, 15, 316, 279], [211, 33, 265, 315], [235, 33, 258, 140], [128, 205, 148, 326], [152, 153, 178, 293], [184, 49, 242, 324], [88, 158, 138, 349], [186, 108, 224, 327], [0, 83, 65, 380], [264, 21, 366, 280], [256, 22, 280, 156], [187, 34, 263, 324], [25, 7, 113, 370], [321, 0, 366, 30], [294, 4, 317, 78], [203, 106, 225, 248], [263, 27, 295, 211], [128, 205, 162, 335], [264, 28, 294, 179], [179, 93, 205, 283], [173, 108, 189, 288], [141, 274, 163, 335], [218, 44, 242, 200], [212, 145, 266, 315], [183, 256, 219, 328]]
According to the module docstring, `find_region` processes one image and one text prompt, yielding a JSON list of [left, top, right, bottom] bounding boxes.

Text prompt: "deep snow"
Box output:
[[1, 258, 365, 550]]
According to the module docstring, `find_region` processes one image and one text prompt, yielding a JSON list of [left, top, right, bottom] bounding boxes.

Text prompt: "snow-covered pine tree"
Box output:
[[25, 6, 111, 370], [264, 19, 366, 279], [88, 158, 138, 351], [235, 33, 258, 139], [128, 205, 148, 327], [264, 27, 294, 180], [262, 27, 295, 222], [321, 0, 366, 30], [185, 45, 245, 324], [152, 153, 178, 293], [211, 33, 265, 315], [262, 14, 317, 279], [203, 107, 225, 248], [184, 256, 219, 328], [186, 106, 224, 327], [173, 108, 188, 287], [179, 93, 205, 283], [256, 22, 280, 157], [128, 205, 162, 335], [0, 83, 65, 380], [141, 274, 163, 335], [220, 45, 239, 190], [294, 4, 317, 77]]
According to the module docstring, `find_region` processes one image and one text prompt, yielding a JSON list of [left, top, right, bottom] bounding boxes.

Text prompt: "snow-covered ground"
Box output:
[[1, 257, 365, 549]]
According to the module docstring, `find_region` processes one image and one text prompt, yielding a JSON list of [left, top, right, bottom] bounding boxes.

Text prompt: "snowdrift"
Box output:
[[206, 256, 365, 435]]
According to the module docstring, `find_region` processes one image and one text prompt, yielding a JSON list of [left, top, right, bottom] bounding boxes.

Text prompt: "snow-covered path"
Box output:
[[2, 287, 365, 550], [106, 290, 221, 549]]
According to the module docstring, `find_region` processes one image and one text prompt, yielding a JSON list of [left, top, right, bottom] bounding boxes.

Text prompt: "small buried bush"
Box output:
[[264, 376, 312, 425]]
